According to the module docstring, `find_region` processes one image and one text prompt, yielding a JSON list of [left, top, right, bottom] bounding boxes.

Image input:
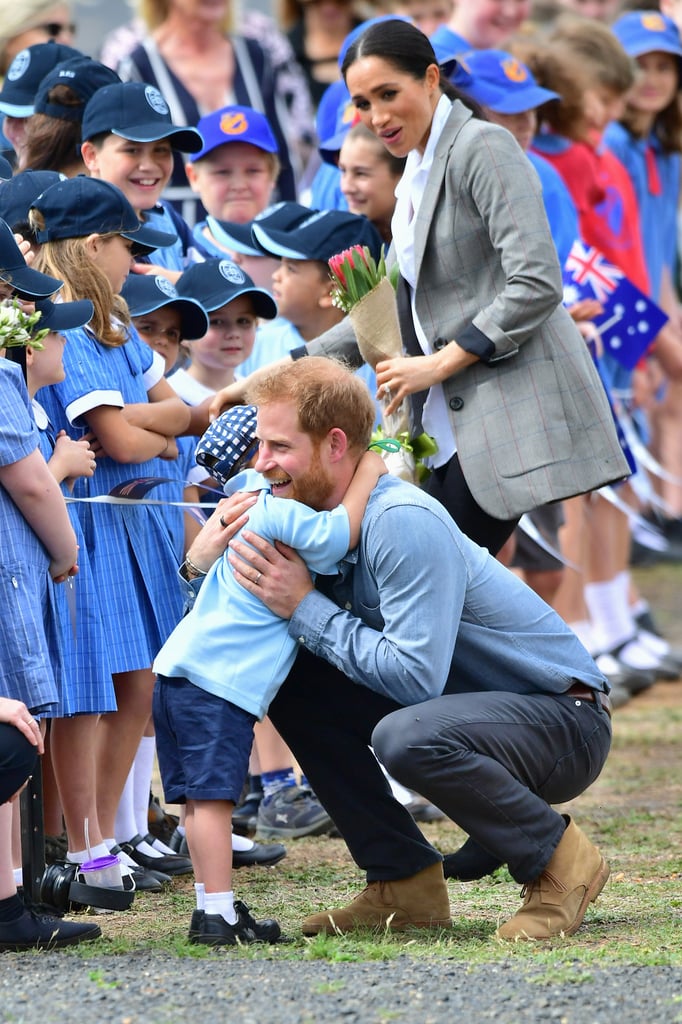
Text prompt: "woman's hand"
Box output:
[[186, 491, 259, 574], [228, 531, 313, 618], [0, 697, 44, 753], [376, 344, 477, 416]]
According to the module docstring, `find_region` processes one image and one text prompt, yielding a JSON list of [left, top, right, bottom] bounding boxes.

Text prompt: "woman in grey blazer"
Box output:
[[327, 19, 629, 553]]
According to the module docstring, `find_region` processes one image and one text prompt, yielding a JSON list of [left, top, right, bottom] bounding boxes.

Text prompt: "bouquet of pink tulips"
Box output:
[[329, 245, 416, 482]]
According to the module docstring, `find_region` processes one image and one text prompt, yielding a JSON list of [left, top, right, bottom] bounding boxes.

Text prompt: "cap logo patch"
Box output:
[[154, 275, 177, 297], [341, 101, 358, 127], [642, 13, 666, 31], [219, 260, 246, 284], [219, 111, 249, 137], [502, 58, 528, 83], [145, 85, 169, 115], [7, 49, 30, 81]]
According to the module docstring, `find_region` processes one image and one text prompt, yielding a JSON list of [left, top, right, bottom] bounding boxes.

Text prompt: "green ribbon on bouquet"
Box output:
[[369, 429, 438, 483]]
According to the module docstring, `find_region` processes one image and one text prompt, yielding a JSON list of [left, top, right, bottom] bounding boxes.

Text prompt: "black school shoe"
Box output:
[[120, 833, 193, 876], [0, 908, 101, 952], [189, 901, 281, 946]]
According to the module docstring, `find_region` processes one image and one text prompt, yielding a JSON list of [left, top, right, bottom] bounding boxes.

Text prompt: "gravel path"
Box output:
[[2, 956, 681, 1023]]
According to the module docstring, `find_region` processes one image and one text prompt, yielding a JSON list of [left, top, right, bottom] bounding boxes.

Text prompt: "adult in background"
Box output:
[[0, 0, 75, 75], [117, 0, 296, 227], [188, 356, 613, 942]]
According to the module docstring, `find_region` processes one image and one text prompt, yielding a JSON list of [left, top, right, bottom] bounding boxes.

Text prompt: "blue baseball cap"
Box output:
[[33, 57, 121, 123], [317, 80, 359, 165], [451, 50, 560, 114], [177, 258, 278, 319], [0, 155, 12, 180], [121, 273, 209, 340], [611, 11, 682, 63], [34, 295, 94, 333], [31, 177, 177, 255], [0, 170, 65, 231], [189, 105, 278, 162], [206, 201, 313, 257], [0, 42, 82, 118], [0, 218, 63, 298], [82, 82, 203, 152], [253, 208, 383, 264]]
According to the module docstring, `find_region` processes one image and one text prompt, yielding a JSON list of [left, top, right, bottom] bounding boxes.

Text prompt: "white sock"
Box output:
[[105, 837, 137, 870], [131, 837, 163, 859], [150, 837, 178, 856], [68, 843, 110, 864], [176, 825, 186, 837], [133, 736, 156, 837], [194, 882, 205, 911], [617, 638, 661, 670], [584, 578, 634, 651], [13, 868, 22, 887], [204, 890, 237, 925], [114, 765, 140, 844], [231, 833, 255, 852]]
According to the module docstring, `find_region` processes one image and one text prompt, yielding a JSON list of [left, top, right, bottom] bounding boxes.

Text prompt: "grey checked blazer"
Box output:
[[308, 101, 630, 520]]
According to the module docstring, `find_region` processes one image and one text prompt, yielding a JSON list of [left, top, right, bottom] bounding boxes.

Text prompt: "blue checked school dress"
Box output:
[[0, 361, 59, 716], [33, 402, 117, 717], [37, 324, 184, 674]]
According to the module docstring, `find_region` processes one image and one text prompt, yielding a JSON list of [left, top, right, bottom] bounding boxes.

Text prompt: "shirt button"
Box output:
[[297, 636, 306, 645], [433, 336, 448, 350], [449, 396, 464, 411], [344, 602, 352, 610]]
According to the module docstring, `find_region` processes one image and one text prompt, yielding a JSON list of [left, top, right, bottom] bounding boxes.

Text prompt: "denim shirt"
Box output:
[[288, 476, 608, 705]]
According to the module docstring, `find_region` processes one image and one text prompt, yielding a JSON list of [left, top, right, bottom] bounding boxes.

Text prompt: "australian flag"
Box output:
[[562, 241, 668, 370]]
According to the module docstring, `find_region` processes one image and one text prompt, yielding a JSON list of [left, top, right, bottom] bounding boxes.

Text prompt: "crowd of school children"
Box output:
[[0, 0, 681, 951]]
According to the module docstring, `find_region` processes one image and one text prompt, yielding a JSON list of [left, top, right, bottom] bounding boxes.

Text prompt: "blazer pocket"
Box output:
[[477, 359, 573, 478]]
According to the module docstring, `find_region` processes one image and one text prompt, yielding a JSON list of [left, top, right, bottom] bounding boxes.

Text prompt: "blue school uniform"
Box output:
[[37, 325, 184, 673], [603, 123, 680, 302], [32, 402, 116, 716], [0, 361, 59, 715]]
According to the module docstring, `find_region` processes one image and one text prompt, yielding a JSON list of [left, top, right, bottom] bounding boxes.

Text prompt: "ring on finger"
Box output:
[[255, 571, 262, 584], [219, 515, 227, 528]]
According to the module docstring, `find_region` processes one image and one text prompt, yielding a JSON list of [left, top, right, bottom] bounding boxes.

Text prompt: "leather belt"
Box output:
[[566, 682, 612, 720]]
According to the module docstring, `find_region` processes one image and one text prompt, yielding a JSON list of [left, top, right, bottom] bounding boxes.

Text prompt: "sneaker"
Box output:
[[0, 908, 101, 952], [255, 785, 333, 840], [232, 791, 263, 837], [189, 901, 281, 946]]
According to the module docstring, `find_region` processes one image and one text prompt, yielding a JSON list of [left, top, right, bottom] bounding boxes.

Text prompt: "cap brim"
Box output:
[[111, 125, 203, 153], [491, 87, 560, 114], [205, 216, 263, 256], [0, 100, 34, 117], [1, 265, 63, 299], [319, 128, 350, 165], [215, 285, 277, 320], [35, 297, 93, 332], [122, 225, 178, 256], [129, 295, 209, 340]]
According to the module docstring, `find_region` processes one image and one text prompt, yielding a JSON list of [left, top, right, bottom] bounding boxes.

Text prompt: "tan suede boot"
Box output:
[[301, 862, 452, 935], [497, 817, 610, 941]]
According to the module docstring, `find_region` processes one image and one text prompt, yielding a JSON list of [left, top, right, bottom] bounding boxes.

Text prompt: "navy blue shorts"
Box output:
[[153, 675, 257, 804]]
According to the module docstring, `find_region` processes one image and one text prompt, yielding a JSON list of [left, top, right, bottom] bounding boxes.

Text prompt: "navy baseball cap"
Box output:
[[0, 170, 65, 231], [0, 42, 82, 118], [206, 201, 313, 257], [253, 208, 383, 264], [82, 82, 203, 152], [611, 11, 682, 63], [34, 57, 121, 123], [0, 155, 12, 180], [0, 217, 63, 298], [452, 50, 559, 114], [190, 105, 278, 162], [31, 177, 177, 255], [34, 295, 94, 333], [195, 405, 259, 487], [121, 273, 209, 341], [317, 80, 358, 165], [177, 258, 277, 319]]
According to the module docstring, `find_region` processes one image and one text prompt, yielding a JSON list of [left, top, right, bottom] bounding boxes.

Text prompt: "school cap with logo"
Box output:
[[252, 208, 383, 264], [189, 105, 278, 162], [34, 295, 94, 333], [0, 42, 82, 117], [452, 50, 560, 114], [176, 258, 278, 318], [611, 11, 682, 63], [195, 405, 259, 488], [0, 170, 65, 231], [121, 273, 209, 341], [206, 201, 313, 257], [33, 57, 121, 122], [82, 82, 203, 152], [0, 217, 63, 298], [30, 177, 177, 255]]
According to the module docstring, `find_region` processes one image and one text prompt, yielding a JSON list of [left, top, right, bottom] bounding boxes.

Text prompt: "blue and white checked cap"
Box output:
[[195, 405, 259, 487]]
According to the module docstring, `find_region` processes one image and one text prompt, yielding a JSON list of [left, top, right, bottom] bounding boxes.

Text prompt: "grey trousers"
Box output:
[[372, 690, 611, 883]]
